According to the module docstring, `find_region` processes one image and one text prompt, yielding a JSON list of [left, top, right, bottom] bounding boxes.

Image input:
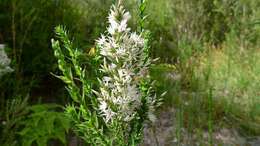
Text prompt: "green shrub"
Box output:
[[0, 98, 69, 146], [18, 104, 70, 146]]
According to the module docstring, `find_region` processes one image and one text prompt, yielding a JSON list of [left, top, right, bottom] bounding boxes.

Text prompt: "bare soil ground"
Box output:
[[142, 108, 260, 146]]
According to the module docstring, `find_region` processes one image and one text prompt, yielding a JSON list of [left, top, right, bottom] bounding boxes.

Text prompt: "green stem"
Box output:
[[208, 87, 213, 145], [138, 0, 146, 32]]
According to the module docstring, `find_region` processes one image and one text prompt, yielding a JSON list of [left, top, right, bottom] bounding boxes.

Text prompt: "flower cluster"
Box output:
[[0, 46, 13, 78], [96, 3, 157, 123]]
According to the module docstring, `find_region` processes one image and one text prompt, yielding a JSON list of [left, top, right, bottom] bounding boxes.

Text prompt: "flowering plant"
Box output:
[[0, 46, 13, 78], [52, 1, 162, 145], [96, 1, 158, 123]]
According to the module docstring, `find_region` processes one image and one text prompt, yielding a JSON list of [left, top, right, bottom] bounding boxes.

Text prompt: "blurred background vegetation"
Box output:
[[0, 0, 259, 145]]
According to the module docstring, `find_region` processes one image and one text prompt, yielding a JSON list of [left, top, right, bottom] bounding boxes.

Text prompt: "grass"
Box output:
[[151, 31, 260, 144]]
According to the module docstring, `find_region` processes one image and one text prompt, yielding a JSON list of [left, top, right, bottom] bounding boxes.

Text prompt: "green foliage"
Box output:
[[52, 26, 107, 145], [52, 25, 110, 145], [0, 0, 92, 99], [144, 0, 260, 62], [18, 104, 70, 146], [202, 31, 260, 135], [0, 97, 28, 146], [0, 97, 69, 146]]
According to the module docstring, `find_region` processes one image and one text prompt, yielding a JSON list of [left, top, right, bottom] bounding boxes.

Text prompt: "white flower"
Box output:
[[109, 63, 117, 70], [99, 100, 108, 112], [118, 20, 129, 33], [103, 76, 112, 86], [108, 25, 117, 35], [97, 35, 106, 46], [107, 4, 131, 35], [130, 32, 144, 46], [0, 47, 13, 78], [116, 47, 126, 57], [96, 2, 160, 124], [122, 11, 131, 22], [117, 69, 132, 84]]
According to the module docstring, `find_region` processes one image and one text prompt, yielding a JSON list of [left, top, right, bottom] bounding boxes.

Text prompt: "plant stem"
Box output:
[[208, 87, 213, 145], [11, 0, 16, 65]]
